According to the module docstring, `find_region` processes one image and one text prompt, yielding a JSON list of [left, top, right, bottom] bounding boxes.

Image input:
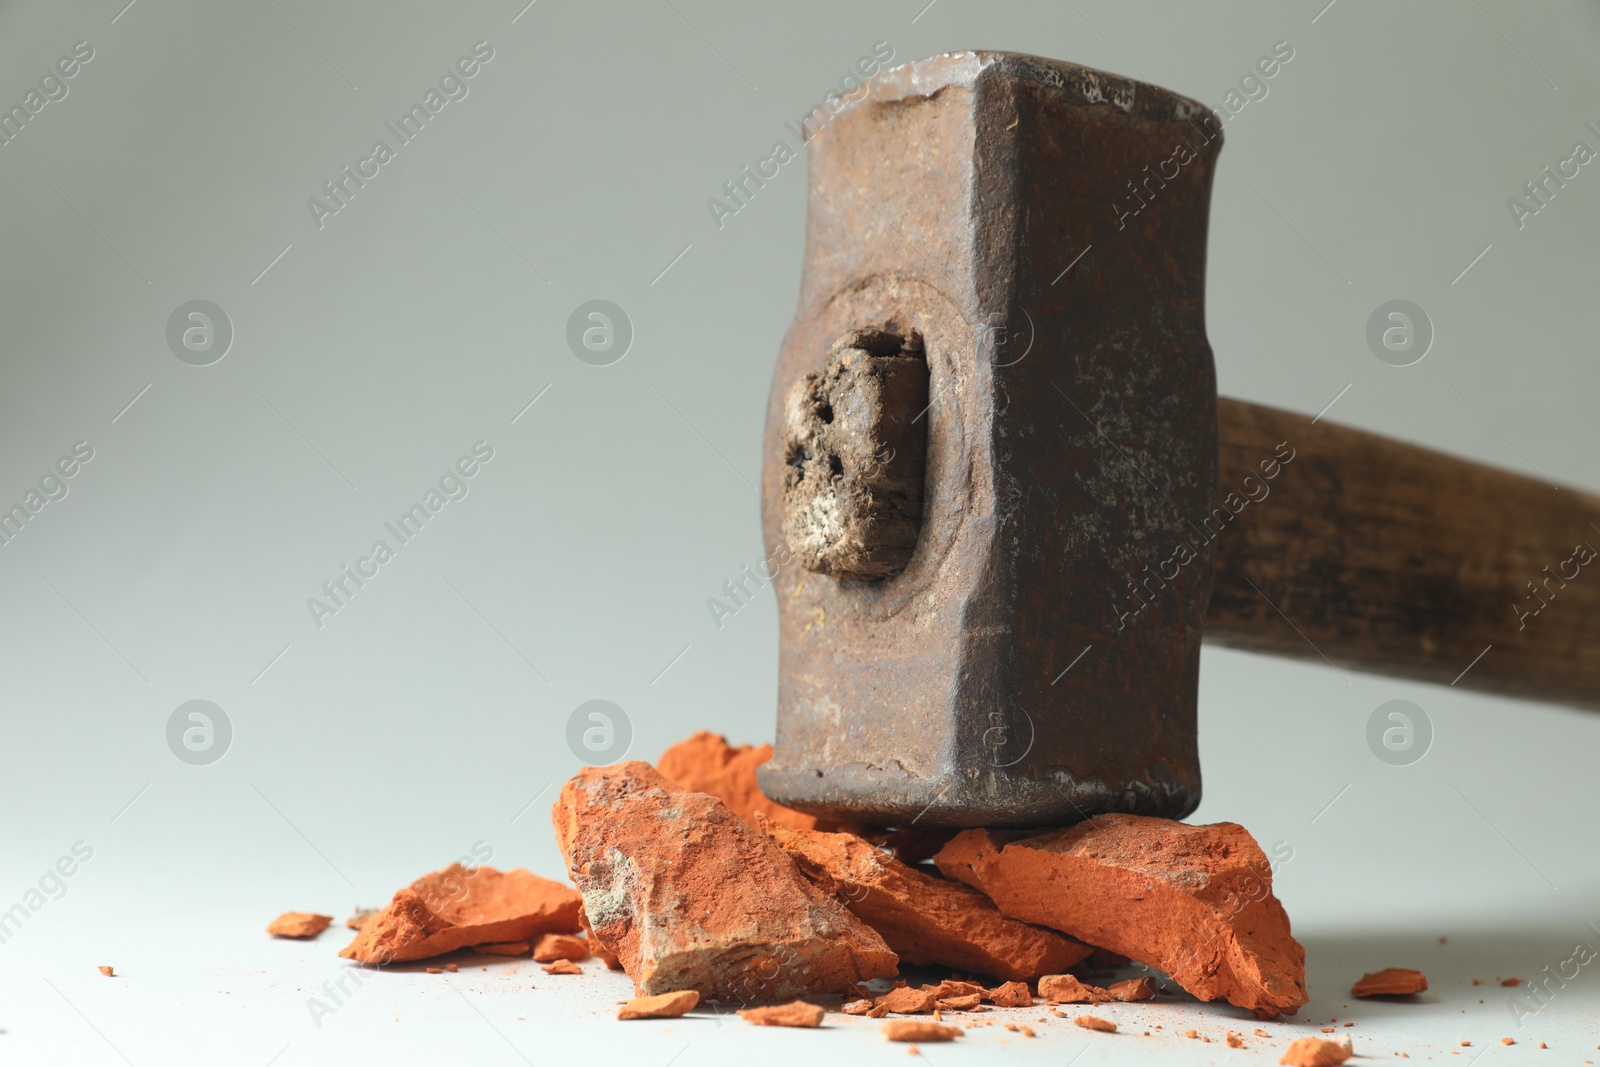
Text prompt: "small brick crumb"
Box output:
[[1501, 978, 1522, 987], [542, 959, 582, 975], [1538, 1042, 1547, 1049], [1322, 1027, 1336, 1033], [97, 966, 114, 977], [1503, 1039, 1515, 1046], [1075, 1015, 1116, 1033], [1227, 1032, 1244, 1048], [1186, 1029, 1200, 1039], [425, 967, 442, 974], [445, 963, 458, 973], [1256, 1029, 1271, 1037], [1461, 1041, 1471, 1047], [1020, 1026, 1036, 1038], [1344, 1022, 1355, 1027]]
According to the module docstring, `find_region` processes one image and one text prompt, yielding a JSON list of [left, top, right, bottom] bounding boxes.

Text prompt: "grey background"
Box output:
[[3, 1, 1600, 1062]]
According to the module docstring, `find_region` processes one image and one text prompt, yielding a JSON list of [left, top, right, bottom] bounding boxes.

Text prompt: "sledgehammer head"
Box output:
[[757, 52, 1223, 827]]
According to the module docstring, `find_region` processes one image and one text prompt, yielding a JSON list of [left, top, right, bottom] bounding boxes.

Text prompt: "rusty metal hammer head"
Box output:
[[757, 52, 1224, 828]]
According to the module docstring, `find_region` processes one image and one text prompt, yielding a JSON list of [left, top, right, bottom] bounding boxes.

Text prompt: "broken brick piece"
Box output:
[[766, 821, 1091, 982], [657, 731, 840, 832], [553, 761, 897, 1001], [1109, 977, 1157, 1002], [1280, 1037, 1352, 1067], [1351, 968, 1428, 998], [1039, 974, 1110, 1002], [740, 1001, 827, 1027], [1075, 1015, 1117, 1032], [936, 979, 986, 998], [542, 959, 582, 975], [97, 965, 114, 977], [476, 941, 531, 957], [340, 864, 581, 965], [618, 990, 699, 1020], [882, 1020, 962, 1043], [579, 907, 623, 970], [841, 999, 874, 1016], [987, 981, 1033, 1007], [877, 986, 939, 1014], [936, 993, 982, 1011], [937, 817, 1307, 1018], [267, 912, 333, 939], [532, 933, 590, 963], [1227, 1032, 1245, 1048]]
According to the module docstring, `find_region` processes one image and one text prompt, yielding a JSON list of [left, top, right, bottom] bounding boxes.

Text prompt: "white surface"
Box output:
[[4, 0, 1600, 1062]]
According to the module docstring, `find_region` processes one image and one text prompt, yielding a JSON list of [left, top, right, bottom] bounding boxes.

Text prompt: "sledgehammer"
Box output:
[[755, 52, 1600, 828]]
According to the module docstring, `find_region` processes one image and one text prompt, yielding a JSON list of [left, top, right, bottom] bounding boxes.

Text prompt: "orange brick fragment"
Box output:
[[579, 907, 622, 970], [740, 1001, 827, 1027], [1038, 974, 1109, 1003], [97, 965, 114, 977], [1109, 977, 1157, 1002], [882, 1020, 962, 1043], [1075, 1015, 1117, 1032], [532, 933, 590, 963], [937, 993, 982, 1011], [766, 821, 1090, 982], [1351, 968, 1428, 998], [657, 731, 839, 831], [553, 761, 897, 1000], [987, 981, 1033, 1007], [937, 818, 1306, 1018], [542, 959, 581, 975], [841, 999, 874, 1015], [340, 865, 581, 964], [267, 912, 333, 939], [1228, 1032, 1245, 1048], [1280, 1037, 1352, 1066], [1501, 977, 1522, 987], [618, 990, 699, 1020], [877, 986, 939, 1014], [475, 941, 530, 957]]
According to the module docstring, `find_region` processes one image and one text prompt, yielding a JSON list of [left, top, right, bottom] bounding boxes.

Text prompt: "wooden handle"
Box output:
[[1205, 397, 1600, 710]]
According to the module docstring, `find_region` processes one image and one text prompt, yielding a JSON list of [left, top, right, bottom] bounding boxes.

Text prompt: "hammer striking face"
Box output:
[[758, 53, 1223, 827]]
